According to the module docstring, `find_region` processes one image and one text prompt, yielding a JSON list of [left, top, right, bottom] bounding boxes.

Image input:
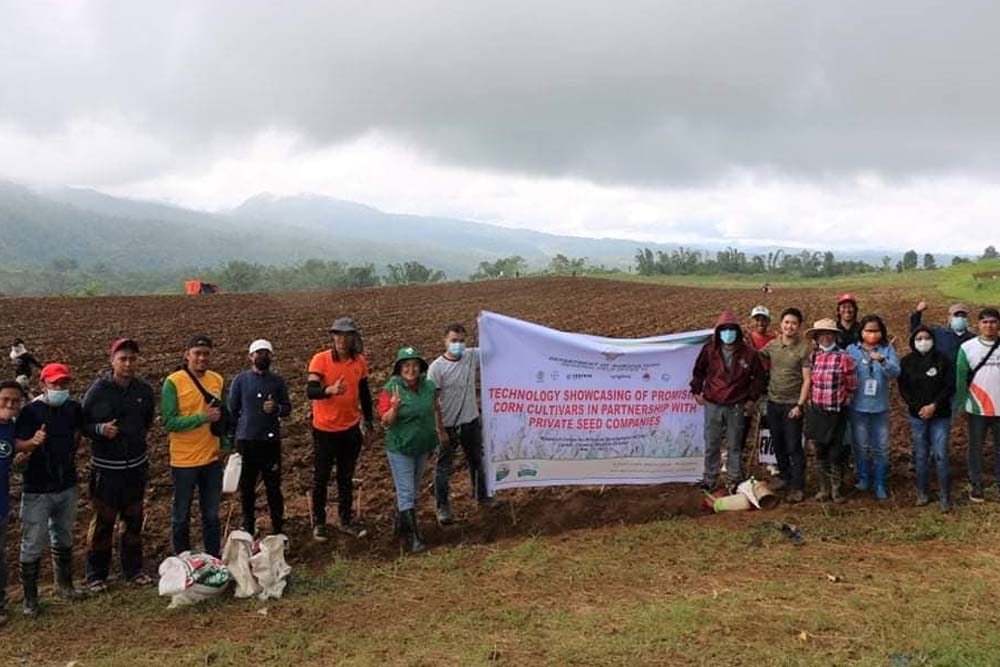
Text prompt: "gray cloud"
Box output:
[[3, 0, 1000, 187]]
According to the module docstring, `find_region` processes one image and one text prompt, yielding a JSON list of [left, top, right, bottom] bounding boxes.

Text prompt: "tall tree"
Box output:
[[922, 253, 937, 270], [902, 249, 919, 271]]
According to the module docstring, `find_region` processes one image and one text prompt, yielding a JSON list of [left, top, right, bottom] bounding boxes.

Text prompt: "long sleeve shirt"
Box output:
[[908, 310, 974, 364], [808, 349, 857, 411], [846, 343, 901, 413], [82, 372, 155, 471], [227, 369, 292, 441]]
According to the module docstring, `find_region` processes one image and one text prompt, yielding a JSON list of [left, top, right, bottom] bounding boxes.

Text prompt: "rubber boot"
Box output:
[[856, 459, 871, 493], [20, 561, 40, 617], [813, 461, 831, 502], [874, 459, 889, 501], [830, 465, 847, 504], [52, 547, 84, 601], [402, 509, 425, 554]]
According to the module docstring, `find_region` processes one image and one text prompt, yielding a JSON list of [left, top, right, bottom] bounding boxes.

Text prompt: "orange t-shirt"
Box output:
[[308, 350, 369, 432]]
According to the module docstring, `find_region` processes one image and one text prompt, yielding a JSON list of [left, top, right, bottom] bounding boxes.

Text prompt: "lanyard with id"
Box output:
[[862, 348, 879, 396]]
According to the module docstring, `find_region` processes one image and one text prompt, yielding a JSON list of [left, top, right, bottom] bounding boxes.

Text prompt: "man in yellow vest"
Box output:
[[161, 334, 230, 557]]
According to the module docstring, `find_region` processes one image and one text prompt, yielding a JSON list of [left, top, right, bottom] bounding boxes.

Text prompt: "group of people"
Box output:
[[692, 294, 1000, 511], [0, 318, 492, 622]]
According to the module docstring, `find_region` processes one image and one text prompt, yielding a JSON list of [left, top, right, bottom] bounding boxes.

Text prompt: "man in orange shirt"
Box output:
[[307, 318, 374, 541]]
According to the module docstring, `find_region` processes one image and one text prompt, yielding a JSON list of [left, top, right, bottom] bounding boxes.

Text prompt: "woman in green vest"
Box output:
[[378, 347, 445, 553]]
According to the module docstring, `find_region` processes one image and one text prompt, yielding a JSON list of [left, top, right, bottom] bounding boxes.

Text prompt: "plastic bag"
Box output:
[[158, 552, 231, 608], [222, 453, 242, 494], [221, 531, 261, 599], [250, 534, 292, 600]]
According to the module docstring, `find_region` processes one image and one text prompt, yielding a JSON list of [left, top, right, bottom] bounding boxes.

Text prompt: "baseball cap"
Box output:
[[750, 305, 771, 319], [40, 363, 72, 384], [837, 293, 858, 306], [110, 337, 139, 358], [948, 303, 970, 316], [187, 334, 213, 349], [249, 339, 273, 354]]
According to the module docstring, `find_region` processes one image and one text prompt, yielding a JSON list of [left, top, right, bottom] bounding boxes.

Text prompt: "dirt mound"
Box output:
[[0, 278, 980, 575]]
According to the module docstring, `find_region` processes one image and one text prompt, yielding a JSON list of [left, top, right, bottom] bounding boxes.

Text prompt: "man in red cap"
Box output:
[[81, 338, 155, 591], [14, 363, 85, 616], [835, 293, 862, 350]]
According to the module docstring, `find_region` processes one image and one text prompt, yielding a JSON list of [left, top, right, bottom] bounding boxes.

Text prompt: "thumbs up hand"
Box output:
[[263, 393, 276, 414], [30, 424, 46, 448], [326, 376, 347, 396], [103, 419, 120, 439]]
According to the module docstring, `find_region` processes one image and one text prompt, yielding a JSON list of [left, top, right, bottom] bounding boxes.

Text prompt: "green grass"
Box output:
[[8, 503, 1000, 666]]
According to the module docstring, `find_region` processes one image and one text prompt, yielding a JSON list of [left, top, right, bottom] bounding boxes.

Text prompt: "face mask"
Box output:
[[448, 342, 466, 358], [719, 329, 738, 345], [46, 389, 70, 407], [914, 339, 933, 354], [950, 316, 968, 332], [819, 343, 836, 352], [253, 357, 272, 371]]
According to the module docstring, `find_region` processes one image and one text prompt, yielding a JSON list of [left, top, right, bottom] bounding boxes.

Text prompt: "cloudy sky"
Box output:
[[2, 0, 999, 253]]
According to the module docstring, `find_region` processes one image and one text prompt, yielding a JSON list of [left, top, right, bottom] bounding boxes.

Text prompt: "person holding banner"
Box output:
[[846, 315, 901, 500], [690, 311, 765, 494], [804, 319, 857, 503], [759, 308, 812, 503], [379, 346, 446, 553]]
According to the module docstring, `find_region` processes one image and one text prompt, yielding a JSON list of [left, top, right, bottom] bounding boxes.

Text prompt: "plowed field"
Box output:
[[0, 277, 970, 575]]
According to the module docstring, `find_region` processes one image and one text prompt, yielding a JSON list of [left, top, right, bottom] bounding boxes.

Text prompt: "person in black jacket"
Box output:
[[81, 338, 155, 590], [898, 325, 955, 511]]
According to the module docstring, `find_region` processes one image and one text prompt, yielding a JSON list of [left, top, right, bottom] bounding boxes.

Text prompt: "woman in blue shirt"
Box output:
[[846, 315, 901, 500]]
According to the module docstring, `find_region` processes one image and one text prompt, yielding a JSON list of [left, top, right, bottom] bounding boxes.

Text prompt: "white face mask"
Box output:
[[818, 343, 836, 352], [914, 339, 934, 354]]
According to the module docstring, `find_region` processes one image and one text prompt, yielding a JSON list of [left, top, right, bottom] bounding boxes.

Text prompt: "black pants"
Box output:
[[434, 418, 489, 507], [312, 426, 362, 526], [86, 466, 146, 583], [812, 411, 848, 469], [767, 402, 805, 491], [237, 439, 284, 534]]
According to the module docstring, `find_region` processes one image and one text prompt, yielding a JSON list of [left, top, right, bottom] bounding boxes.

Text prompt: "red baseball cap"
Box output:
[[110, 337, 140, 359], [39, 363, 72, 384], [837, 293, 858, 306]]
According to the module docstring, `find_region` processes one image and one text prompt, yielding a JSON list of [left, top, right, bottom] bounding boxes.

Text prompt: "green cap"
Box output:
[[392, 346, 428, 375]]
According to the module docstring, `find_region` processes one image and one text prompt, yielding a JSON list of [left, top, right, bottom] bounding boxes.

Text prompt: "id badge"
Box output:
[[864, 378, 878, 397]]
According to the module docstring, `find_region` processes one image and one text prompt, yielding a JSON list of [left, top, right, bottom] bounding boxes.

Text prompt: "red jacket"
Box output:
[[690, 311, 766, 405]]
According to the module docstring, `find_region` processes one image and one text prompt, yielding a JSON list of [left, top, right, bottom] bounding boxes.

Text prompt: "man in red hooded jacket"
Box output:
[[690, 311, 766, 493]]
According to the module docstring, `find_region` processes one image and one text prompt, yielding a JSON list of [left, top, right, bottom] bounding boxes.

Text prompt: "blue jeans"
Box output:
[[171, 462, 223, 557], [386, 450, 429, 512], [19, 486, 78, 563], [909, 416, 950, 497], [850, 410, 890, 469]]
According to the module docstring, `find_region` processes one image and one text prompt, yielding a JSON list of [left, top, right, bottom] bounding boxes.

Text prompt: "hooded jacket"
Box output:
[[82, 372, 155, 471], [690, 311, 765, 405], [898, 325, 954, 419]]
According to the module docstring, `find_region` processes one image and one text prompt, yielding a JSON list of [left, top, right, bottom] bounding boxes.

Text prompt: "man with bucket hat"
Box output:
[[15, 362, 86, 615], [81, 338, 155, 591], [228, 339, 292, 536], [804, 319, 857, 503], [379, 346, 446, 553], [909, 300, 975, 364], [307, 317, 374, 541]]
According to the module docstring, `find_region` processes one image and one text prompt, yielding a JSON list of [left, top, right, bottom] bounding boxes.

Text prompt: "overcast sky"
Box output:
[[2, 1, 999, 253]]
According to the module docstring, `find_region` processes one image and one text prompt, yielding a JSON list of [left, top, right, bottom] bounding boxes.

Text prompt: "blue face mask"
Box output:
[[950, 316, 968, 332], [448, 342, 466, 358], [719, 329, 738, 345], [46, 389, 70, 407]]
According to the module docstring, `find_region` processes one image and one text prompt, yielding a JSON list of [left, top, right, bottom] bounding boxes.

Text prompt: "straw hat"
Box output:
[[804, 318, 840, 339]]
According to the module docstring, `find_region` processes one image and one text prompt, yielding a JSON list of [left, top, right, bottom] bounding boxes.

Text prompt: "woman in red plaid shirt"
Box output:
[[804, 318, 858, 503]]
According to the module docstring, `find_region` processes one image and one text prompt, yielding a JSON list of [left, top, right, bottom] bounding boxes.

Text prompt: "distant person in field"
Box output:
[[758, 308, 811, 503], [909, 301, 975, 364], [954, 307, 1000, 503], [0, 380, 25, 625], [835, 294, 861, 350], [81, 338, 155, 592], [228, 339, 291, 537], [15, 363, 85, 616], [899, 326, 955, 511], [804, 319, 857, 504], [162, 334, 230, 557], [690, 310, 765, 494], [307, 317, 374, 542], [379, 346, 445, 553], [9, 339, 42, 396], [846, 315, 900, 501], [428, 323, 493, 526]]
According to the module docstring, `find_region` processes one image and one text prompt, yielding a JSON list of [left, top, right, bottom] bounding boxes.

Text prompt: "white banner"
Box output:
[[479, 311, 713, 492]]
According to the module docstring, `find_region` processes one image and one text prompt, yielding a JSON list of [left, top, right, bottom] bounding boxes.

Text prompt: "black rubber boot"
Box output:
[[20, 561, 40, 617], [52, 547, 83, 601], [402, 509, 425, 554]]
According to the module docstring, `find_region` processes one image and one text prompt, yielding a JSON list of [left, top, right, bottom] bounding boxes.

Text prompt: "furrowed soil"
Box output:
[[2, 277, 996, 666]]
